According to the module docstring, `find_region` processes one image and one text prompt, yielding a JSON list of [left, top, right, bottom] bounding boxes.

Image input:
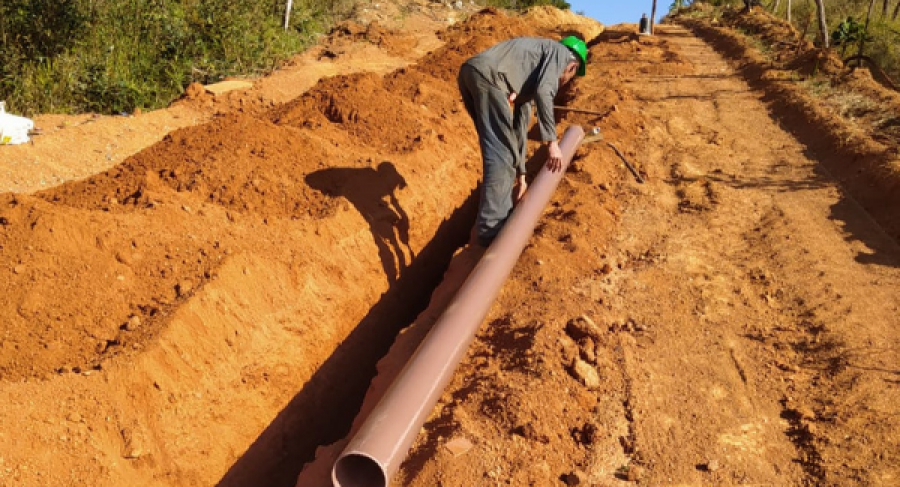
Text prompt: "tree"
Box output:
[[771, 0, 793, 22], [814, 0, 829, 48], [651, 0, 658, 35], [859, 0, 878, 60], [832, 16, 868, 57], [670, 0, 687, 11]]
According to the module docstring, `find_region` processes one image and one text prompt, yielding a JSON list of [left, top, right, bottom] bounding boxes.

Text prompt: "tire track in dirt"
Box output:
[[606, 25, 900, 485]]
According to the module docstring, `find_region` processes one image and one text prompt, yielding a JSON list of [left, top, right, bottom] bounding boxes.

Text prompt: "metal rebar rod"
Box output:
[[332, 126, 585, 487], [607, 142, 645, 184]]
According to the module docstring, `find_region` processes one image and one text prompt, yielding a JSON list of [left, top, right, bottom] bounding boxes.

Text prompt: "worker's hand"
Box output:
[[514, 174, 528, 203], [507, 92, 517, 105], [546, 140, 564, 172]]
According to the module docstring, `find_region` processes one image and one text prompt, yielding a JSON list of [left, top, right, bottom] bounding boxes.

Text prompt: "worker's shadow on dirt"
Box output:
[[306, 162, 415, 283]]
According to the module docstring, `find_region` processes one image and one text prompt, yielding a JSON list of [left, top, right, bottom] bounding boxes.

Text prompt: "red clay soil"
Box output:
[[0, 4, 602, 487], [2, 3, 900, 487], [0, 3, 497, 383], [302, 16, 900, 487]]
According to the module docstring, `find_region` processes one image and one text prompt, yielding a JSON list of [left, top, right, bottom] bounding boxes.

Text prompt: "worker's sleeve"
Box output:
[[533, 83, 558, 142], [512, 102, 532, 175]]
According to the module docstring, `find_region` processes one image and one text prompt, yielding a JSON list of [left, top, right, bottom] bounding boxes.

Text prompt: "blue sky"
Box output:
[[567, 1, 665, 25]]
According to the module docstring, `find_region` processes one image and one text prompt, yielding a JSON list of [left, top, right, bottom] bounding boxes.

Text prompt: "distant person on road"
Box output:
[[458, 36, 587, 247]]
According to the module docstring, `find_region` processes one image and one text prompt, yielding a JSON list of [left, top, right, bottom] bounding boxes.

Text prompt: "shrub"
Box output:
[[0, 0, 340, 115]]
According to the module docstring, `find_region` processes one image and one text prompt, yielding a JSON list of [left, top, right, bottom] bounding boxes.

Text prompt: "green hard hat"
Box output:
[[560, 36, 587, 76]]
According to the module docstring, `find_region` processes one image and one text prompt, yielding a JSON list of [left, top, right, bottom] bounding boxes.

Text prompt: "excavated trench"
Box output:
[[0, 8, 610, 486], [0, 164, 482, 486], [215, 193, 477, 487], [0, 30, 489, 485]]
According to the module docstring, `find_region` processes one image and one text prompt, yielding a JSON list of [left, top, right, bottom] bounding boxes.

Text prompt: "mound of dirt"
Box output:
[[1, 4, 608, 383], [323, 20, 421, 58], [273, 72, 440, 154], [785, 48, 845, 77], [5, 55, 454, 384], [521, 5, 605, 41], [0, 191, 227, 379], [40, 114, 331, 217]]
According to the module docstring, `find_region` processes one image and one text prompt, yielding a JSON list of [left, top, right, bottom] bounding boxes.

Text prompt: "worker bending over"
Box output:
[[458, 36, 587, 247]]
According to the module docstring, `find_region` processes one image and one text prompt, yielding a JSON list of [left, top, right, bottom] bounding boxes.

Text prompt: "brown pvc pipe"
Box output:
[[332, 126, 585, 487]]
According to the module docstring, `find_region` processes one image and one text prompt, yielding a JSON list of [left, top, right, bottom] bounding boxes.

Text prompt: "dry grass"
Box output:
[[800, 77, 897, 142]]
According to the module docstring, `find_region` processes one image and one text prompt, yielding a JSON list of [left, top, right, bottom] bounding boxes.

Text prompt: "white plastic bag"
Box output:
[[0, 102, 34, 145]]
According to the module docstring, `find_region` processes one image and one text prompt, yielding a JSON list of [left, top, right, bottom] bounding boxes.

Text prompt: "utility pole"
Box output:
[[650, 0, 658, 35]]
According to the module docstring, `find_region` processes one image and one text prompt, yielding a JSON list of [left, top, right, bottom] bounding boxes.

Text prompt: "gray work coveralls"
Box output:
[[458, 37, 577, 246]]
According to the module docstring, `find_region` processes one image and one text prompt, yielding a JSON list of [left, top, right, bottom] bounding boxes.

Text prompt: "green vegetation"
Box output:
[[831, 16, 871, 57], [0, 0, 355, 115], [0, 0, 577, 116]]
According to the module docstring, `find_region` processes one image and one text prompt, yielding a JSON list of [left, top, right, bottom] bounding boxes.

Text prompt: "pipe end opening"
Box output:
[[332, 453, 387, 487]]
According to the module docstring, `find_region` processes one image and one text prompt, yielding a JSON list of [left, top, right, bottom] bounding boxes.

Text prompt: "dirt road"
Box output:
[[387, 25, 900, 487], [604, 26, 899, 485]]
